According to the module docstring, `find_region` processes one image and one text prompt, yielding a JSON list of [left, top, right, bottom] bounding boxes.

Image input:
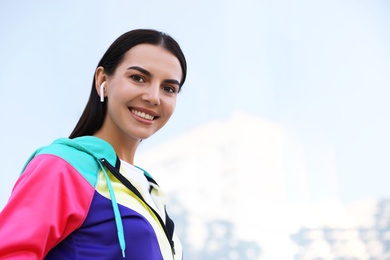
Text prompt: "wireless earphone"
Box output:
[[100, 82, 106, 102]]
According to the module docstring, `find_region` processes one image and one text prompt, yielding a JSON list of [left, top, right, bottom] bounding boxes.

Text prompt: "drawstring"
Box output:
[[98, 159, 126, 258], [50, 138, 126, 257]]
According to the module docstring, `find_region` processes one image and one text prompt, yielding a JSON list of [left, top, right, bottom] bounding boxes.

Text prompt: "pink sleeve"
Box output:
[[0, 154, 95, 259]]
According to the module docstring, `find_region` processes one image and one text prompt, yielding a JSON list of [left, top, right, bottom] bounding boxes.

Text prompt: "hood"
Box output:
[[23, 136, 128, 257]]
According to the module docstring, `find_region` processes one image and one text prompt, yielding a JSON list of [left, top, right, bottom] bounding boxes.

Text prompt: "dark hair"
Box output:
[[69, 29, 187, 139]]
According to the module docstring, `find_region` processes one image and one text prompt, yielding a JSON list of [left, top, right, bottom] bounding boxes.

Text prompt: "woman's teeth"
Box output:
[[131, 109, 154, 120]]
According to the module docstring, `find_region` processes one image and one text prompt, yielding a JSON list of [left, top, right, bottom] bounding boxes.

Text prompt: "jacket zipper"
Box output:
[[100, 158, 176, 257]]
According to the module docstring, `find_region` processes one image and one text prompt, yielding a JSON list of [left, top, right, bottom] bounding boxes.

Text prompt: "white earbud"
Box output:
[[100, 82, 106, 102]]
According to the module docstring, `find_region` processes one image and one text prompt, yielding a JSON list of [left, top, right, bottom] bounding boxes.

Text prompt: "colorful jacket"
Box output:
[[0, 136, 182, 259]]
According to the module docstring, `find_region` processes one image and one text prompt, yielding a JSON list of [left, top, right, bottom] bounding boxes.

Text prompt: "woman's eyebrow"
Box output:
[[127, 66, 152, 77], [164, 79, 180, 86], [128, 65, 180, 85]]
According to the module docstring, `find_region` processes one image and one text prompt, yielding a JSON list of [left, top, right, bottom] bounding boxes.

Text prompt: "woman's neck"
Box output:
[[93, 132, 140, 165]]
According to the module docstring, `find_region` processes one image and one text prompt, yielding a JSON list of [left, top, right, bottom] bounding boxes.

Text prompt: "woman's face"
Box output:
[[98, 44, 182, 144]]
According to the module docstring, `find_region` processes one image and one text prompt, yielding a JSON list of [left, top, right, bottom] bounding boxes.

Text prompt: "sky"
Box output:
[[1, 0, 390, 210]]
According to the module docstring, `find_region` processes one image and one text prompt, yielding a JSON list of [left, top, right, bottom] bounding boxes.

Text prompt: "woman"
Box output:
[[0, 29, 187, 259]]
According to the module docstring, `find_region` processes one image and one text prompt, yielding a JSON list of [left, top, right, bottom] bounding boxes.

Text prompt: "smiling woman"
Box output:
[[93, 43, 183, 163], [0, 29, 187, 260]]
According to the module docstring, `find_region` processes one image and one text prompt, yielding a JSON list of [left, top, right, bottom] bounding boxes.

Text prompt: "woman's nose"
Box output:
[[142, 84, 160, 106]]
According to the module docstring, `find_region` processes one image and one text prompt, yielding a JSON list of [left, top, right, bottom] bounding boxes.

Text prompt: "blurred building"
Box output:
[[136, 112, 381, 259], [291, 199, 390, 259]]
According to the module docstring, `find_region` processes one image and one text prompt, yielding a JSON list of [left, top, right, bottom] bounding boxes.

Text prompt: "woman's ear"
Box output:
[[95, 67, 106, 101]]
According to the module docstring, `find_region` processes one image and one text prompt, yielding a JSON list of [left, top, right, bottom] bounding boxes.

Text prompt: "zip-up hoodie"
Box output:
[[0, 136, 182, 259]]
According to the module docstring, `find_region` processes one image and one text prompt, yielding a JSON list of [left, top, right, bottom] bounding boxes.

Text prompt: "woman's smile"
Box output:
[[130, 107, 160, 124]]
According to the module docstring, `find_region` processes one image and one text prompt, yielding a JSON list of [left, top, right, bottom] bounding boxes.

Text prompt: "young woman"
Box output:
[[0, 29, 187, 259]]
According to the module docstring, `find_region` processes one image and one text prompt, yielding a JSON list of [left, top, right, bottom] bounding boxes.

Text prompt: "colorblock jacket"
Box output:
[[0, 136, 182, 259]]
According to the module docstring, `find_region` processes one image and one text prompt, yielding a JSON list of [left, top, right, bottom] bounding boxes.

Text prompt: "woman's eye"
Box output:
[[163, 86, 177, 94], [130, 75, 145, 83]]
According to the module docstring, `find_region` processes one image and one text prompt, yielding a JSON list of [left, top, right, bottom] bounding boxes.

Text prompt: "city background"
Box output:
[[1, 0, 390, 259], [136, 113, 390, 259]]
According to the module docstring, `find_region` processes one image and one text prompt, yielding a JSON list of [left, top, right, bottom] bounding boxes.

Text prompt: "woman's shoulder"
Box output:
[[32, 136, 116, 162], [21, 136, 117, 186]]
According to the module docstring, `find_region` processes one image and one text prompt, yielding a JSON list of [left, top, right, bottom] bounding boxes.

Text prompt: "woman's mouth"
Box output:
[[131, 109, 156, 121]]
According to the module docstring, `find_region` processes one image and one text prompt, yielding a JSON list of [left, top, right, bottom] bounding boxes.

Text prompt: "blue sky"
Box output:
[[1, 0, 390, 208]]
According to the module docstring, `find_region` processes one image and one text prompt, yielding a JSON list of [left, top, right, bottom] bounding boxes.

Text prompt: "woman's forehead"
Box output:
[[119, 44, 182, 78]]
